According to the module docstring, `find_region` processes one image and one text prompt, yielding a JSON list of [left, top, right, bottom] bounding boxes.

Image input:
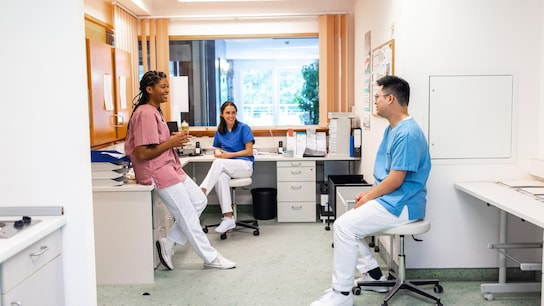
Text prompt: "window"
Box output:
[[140, 37, 319, 127]]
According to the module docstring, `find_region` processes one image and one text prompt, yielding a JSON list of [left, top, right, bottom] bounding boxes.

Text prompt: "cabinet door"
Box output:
[[87, 38, 116, 146], [2, 255, 64, 306], [114, 48, 132, 140]]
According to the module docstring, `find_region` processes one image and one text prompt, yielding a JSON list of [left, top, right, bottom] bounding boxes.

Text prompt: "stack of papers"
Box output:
[[497, 180, 544, 201], [91, 151, 131, 187]]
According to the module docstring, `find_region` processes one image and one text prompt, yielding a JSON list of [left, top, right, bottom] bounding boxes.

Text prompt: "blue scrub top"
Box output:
[[374, 118, 431, 220], [213, 121, 255, 164]]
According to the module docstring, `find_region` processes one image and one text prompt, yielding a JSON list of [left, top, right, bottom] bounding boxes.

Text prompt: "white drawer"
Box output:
[[1, 230, 62, 293], [277, 181, 316, 201], [277, 166, 315, 181], [277, 161, 315, 168], [277, 201, 316, 222], [2, 254, 64, 306]]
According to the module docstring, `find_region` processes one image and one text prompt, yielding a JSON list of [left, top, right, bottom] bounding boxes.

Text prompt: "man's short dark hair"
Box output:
[[377, 75, 410, 106]]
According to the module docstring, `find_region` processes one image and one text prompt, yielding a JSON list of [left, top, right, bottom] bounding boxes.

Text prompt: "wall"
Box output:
[[0, 0, 97, 305], [354, 0, 544, 268]]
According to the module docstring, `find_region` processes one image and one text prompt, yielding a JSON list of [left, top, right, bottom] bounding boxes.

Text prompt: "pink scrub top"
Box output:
[[124, 104, 186, 189]]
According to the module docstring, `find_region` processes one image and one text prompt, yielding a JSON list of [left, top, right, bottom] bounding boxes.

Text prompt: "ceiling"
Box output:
[[114, 0, 354, 18]]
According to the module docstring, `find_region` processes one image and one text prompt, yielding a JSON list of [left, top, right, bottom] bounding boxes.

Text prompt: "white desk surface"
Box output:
[[179, 153, 359, 167], [454, 181, 544, 229], [0, 215, 67, 263]]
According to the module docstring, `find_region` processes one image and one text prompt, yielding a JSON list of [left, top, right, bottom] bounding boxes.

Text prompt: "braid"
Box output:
[[128, 71, 167, 129]]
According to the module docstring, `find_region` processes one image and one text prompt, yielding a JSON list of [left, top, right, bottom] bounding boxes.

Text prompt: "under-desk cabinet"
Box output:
[[276, 161, 316, 222], [1, 230, 64, 306], [152, 191, 175, 268]]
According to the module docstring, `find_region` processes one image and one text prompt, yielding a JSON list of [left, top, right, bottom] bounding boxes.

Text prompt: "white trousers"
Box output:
[[199, 159, 253, 214], [154, 177, 218, 263], [332, 200, 411, 292]]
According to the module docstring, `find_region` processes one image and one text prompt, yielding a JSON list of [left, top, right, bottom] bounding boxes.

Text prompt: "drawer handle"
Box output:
[[30, 246, 49, 257], [291, 206, 303, 210], [290, 170, 302, 175], [290, 162, 302, 166], [10, 302, 22, 306], [290, 185, 302, 190]]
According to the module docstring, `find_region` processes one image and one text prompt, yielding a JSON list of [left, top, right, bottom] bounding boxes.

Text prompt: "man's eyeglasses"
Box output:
[[374, 93, 391, 101]]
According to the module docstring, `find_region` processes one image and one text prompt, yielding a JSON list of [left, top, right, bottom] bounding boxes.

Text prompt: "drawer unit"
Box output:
[[152, 191, 174, 268], [277, 160, 316, 222], [1, 229, 64, 306]]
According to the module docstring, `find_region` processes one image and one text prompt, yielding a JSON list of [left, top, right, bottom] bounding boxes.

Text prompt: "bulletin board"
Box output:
[[428, 75, 513, 160], [372, 39, 395, 115]]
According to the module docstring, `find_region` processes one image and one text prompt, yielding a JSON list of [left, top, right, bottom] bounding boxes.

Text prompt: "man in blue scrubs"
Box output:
[[312, 75, 431, 306]]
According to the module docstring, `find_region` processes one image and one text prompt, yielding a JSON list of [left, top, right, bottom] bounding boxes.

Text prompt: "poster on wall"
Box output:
[[372, 39, 395, 116], [362, 31, 372, 129]]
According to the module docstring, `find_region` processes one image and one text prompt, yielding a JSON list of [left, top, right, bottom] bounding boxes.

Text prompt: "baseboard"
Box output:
[[373, 237, 540, 282]]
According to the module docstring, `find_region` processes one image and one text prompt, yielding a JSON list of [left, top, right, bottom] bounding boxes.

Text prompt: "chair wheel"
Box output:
[[331, 242, 334, 248], [374, 246, 380, 252], [253, 221, 258, 226], [325, 225, 330, 231], [203, 227, 208, 233], [434, 284, 443, 293], [253, 230, 259, 236], [483, 293, 494, 301], [220, 233, 227, 240], [352, 287, 361, 295]]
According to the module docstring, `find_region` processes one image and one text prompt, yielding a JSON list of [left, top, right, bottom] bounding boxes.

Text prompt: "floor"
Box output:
[[97, 212, 541, 306]]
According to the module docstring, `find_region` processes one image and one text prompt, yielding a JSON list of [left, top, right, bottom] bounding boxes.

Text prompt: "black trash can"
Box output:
[[251, 188, 277, 220]]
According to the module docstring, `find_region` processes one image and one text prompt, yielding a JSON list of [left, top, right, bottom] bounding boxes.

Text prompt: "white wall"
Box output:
[[0, 0, 97, 304], [354, 0, 544, 268]]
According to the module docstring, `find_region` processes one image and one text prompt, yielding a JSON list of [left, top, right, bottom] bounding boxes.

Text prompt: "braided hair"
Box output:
[[128, 71, 167, 129]]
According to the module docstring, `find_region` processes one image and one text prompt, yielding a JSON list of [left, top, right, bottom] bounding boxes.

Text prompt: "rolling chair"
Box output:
[[203, 177, 260, 240], [353, 219, 443, 306]]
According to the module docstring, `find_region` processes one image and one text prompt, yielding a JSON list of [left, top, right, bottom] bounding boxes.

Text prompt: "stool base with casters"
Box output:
[[203, 178, 260, 240], [353, 219, 443, 306]]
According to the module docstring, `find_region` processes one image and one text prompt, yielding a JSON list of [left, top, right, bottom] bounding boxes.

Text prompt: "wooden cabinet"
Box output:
[[276, 161, 317, 222], [1, 230, 64, 306], [86, 38, 132, 147]]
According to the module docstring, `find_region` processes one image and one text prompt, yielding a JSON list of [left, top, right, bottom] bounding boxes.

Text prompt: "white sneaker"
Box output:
[[203, 253, 236, 269], [353, 273, 389, 293], [311, 288, 353, 306], [156, 237, 175, 270], [214, 216, 236, 233]]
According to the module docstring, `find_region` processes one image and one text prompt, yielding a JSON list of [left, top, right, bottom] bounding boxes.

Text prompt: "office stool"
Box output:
[[203, 178, 260, 240], [353, 219, 443, 306]]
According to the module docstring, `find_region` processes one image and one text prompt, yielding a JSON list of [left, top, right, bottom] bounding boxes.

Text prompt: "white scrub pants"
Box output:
[[154, 177, 218, 264], [200, 159, 253, 214], [332, 200, 412, 292]]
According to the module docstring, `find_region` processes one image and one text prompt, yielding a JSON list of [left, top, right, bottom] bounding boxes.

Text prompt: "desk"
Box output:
[[180, 153, 359, 222], [454, 182, 543, 303], [91, 153, 358, 284]]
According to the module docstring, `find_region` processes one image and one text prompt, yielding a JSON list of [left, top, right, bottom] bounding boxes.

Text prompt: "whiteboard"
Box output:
[[428, 75, 513, 159]]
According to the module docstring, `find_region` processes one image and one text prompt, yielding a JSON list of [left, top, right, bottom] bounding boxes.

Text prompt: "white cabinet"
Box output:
[[93, 184, 155, 285], [1, 230, 64, 306], [152, 191, 175, 268], [276, 161, 316, 222], [92, 183, 174, 284]]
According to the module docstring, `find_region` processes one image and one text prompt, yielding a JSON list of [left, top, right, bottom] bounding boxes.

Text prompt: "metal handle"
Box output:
[[290, 185, 302, 190], [291, 206, 302, 210], [290, 162, 302, 166], [11, 302, 22, 306], [30, 246, 49, 257], [290, 170, 302, 175]]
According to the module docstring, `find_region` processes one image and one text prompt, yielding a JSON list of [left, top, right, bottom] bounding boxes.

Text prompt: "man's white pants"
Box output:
[[332, 200, 411, 292], [200, 159, 253, 214], [154, 177, 218, 263]]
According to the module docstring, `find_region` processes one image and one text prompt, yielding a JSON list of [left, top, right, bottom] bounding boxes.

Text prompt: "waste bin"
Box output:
[[251, 188, 277, 220]]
